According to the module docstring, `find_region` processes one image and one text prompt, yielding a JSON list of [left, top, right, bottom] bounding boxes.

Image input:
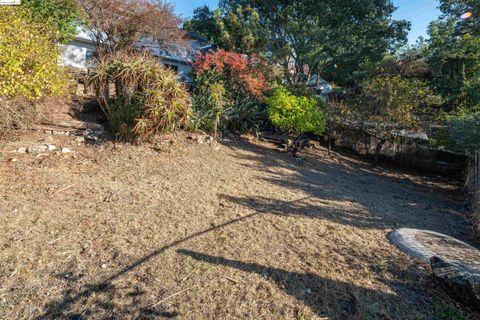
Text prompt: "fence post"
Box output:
[[476, 148, 479, 192]]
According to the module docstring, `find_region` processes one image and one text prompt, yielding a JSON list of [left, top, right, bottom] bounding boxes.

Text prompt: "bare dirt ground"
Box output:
[[0, 131, 476, 319]]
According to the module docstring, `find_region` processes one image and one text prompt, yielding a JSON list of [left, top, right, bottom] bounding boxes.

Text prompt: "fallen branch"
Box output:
[[225, 276, 238, 284], [55, 183, 78, 194], [149, 286, 196, 309]]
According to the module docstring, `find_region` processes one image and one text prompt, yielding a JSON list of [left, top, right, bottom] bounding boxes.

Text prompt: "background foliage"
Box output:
[[346, 76, 434, 163], [185, 5, 267, 56], [425, 0, 480, 151], [446, 111, 480, 153], [76, 0, 185, 57], [22, 0, 80, 44], [0, 7, 67, 100], [186, 0, 410, 85], [192, 50, 270, 135]]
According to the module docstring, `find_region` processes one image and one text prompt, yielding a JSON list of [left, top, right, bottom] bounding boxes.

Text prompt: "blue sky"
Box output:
[[392, 0, 441, 43], [172, 0, 441, 44]]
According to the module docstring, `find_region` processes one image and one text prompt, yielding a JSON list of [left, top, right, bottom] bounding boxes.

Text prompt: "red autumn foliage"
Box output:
[[193, 49, 270, 99]]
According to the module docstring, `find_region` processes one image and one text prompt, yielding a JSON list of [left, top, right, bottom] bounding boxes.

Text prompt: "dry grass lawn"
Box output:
[[0, 132, 476, 319]]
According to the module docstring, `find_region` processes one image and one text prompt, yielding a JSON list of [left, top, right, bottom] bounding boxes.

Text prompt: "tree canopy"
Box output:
[[426, 0, 480, 112], [346, 75, 433, 164], [77, 0, 185, 57], [212, 0, 410, 85], [21, 0, 80, 43], [184, 5, 267, 56]]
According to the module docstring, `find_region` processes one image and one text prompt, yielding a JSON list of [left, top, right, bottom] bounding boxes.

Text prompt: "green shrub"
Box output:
[[222, 98, 266, 133], [347, 75, 435, 164], [191, 50, 270, 135], [21, 0, 79, 44], [0, 7, 67, 100], [266, 87, 325, 136], [192, 71, 266, 135], [434, 303, 464, 320], [446, 110, 480, 154], [192, 76, 229, 134], [89, 53, 191, 142]]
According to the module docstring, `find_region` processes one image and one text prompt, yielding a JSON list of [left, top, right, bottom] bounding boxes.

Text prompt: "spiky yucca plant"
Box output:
[[88, 52, 191, 142]]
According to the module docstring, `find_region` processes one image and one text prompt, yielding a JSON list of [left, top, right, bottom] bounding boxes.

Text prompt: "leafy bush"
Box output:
[[89, 53, 191, 142], [193, 49, 270, 100], [21, 0, 79, 44], [222, 98, 266, 133], [446, 110, 480, 154], [191, 72, 266, 134], [0, 7, 67, 100], [266, 87, 325, 136], [191, 78, 229, 134], [347, 76, 435, 164], [192, 50, 270, 134]]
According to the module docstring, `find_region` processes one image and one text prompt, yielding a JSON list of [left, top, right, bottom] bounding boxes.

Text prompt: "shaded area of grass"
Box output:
[[36, 212, 261, 319], [177, 249, 399, 319], [223, 138, 470, 237], [0, 134, 475, 319]]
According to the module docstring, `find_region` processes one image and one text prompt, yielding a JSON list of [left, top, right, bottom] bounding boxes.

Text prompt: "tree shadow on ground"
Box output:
[[177, 249, 408, 319], [35, 212, 262, 319], [34, 139, 472, 319], [223, 139, 471, 240]]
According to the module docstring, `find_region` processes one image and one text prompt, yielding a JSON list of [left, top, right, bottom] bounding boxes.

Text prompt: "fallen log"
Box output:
[[40, 119, 104, 132]]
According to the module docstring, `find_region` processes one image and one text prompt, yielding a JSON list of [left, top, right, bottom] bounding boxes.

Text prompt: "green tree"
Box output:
[[426, 0, 480, 111], [184, 6, 221, 42], [185, 5, 267, 55], [348, 76, 432, 165], [220, 0, 409, 85], [446, 111, 480, 153], [22, 0, 80, 44], [218, 6, 266, 55], [267, 87, 325, 156]]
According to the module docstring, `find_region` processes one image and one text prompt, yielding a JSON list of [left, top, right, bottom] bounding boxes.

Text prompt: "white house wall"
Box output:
[[59, 30, 206, 83], [59, 40, 96, 70]]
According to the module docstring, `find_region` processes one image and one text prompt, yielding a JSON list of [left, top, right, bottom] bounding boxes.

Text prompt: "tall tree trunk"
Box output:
[[373, 139, 386, 166]]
